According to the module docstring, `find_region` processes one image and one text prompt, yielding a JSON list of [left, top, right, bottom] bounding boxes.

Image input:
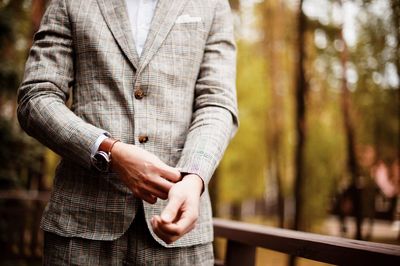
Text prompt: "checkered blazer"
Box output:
[[17, 0, 238, 247]]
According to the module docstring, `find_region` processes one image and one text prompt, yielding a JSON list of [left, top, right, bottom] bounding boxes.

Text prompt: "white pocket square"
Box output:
[[175, 14, 202, 24]]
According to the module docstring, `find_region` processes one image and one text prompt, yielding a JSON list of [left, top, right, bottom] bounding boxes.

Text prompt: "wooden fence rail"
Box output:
[[213, 218, 400, 266]]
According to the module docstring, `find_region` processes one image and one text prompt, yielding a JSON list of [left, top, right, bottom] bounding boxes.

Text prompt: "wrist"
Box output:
[[92, 137, 120, 172], [107, 140, 124, 171], [181, 174, 204, 195], [98, 138, 120, 153]]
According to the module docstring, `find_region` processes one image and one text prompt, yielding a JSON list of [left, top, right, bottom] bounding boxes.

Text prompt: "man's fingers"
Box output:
[[145, 176, 174, 195], [160, 166, 181, 183], [142, 183, 168, 200], [124, 174, 174, 201], [151, 215, 196, 244], [151, 214, 196, 245], [137, 191, 157, 204], [176, 212, 197, 234], [157, 215, 196, 237], [167, 209, 197, 235], [161, 194, 185, 223], [151, 216, 176, 244]]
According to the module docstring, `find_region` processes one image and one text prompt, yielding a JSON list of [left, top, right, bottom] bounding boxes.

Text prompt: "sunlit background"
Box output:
[[0, 0, 399, 265]]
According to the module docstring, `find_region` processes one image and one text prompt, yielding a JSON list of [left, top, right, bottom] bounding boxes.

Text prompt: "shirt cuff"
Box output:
[[90, 134, 109, 157]]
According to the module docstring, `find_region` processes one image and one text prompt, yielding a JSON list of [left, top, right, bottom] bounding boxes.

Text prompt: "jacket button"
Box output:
[[134, 88, 145, 99], [138, 135, 149, 143]]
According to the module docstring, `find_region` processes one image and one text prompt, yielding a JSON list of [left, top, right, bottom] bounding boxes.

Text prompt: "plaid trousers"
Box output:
[[43, 206, 214, 266]]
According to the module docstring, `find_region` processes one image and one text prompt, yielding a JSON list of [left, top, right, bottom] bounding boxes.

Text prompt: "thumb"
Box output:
[[160, 166, 181, 183], [161, 194, 185, 223]]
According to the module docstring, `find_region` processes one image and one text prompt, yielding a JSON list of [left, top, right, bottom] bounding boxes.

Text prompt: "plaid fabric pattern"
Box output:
[[43, 207, 214, 265], [17, 0, 238, 248]]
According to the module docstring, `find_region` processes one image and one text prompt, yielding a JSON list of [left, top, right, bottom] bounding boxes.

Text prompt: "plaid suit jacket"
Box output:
[[17, 0, 238, 247]]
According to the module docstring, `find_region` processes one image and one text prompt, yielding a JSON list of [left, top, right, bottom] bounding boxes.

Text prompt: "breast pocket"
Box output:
[[149, 21, 207, 89], [163, 21, 206, 60]]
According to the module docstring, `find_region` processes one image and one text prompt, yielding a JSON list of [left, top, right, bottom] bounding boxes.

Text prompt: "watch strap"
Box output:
[[99, 138, 120, 155]]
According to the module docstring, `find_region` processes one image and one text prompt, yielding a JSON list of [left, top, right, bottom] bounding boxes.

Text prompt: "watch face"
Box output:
[[93, 151, 110, 172]]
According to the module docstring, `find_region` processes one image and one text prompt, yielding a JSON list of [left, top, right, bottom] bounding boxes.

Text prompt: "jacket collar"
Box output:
[[138, 0, 188, 72], [96, 0, 140, 69], [96, 0, 188, 72]]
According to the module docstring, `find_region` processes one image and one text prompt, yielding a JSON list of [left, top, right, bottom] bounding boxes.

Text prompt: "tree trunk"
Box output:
[[390, 0, 400, 82], [264, 0, 286, 229], [338, 0, 363, 240], [389, 0, 400, 242], [390, 0, 400, 125], [293, 0, 307, 234], [290, 0, 307, 265]]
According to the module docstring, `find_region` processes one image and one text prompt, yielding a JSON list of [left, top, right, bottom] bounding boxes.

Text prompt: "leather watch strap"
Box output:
[[99, 138, 120, 154]]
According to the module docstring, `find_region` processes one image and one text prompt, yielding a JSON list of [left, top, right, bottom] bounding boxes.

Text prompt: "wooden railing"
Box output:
[[1, 190, 400, 265], [213, 218, 400, 266]]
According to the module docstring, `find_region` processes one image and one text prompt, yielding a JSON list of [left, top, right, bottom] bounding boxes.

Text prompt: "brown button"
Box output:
[[138, 135, 149, 143], [134, 88, 145, 99]]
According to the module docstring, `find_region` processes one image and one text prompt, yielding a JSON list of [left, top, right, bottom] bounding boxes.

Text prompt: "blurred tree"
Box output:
[[0, 0, 30, 105], [218, 0, 398, 239], [258, 0, 296, 229], [0, 118, 44, 189], [218, 40, 269, 219], [391, 0, 399, 85], [0, 0, 50, 191], [290, 0, 308, 264], [337, 0, 363, 240], [352, 0, 399, 239], [293, 0, 308, 233], [352, 0, 398, 162]]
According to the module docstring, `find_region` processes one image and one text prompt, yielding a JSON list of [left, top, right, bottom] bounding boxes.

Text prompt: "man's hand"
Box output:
[[110, 142, 181, 204], [150, 174, 204, 244]]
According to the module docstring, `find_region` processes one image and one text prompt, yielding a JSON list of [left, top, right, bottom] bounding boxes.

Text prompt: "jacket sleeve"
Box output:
[[17, 0, 108, 169], [176, 0, 239, 186]]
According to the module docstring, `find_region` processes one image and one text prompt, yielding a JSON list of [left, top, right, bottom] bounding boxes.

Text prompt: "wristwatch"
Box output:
[[91, 138, 120, 172]]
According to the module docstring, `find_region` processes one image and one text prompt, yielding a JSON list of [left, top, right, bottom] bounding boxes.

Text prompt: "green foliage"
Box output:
[[303, 96, 347, 227], [0, 0, 49, 190], [0, 118, 44, 188], [351, 1, 399, 163], [0, 0, 31, 97], [218, 41, 269, 203]]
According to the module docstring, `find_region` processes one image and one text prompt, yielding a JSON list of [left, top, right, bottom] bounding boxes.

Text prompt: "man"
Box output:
[[17, 0, 238, 264]]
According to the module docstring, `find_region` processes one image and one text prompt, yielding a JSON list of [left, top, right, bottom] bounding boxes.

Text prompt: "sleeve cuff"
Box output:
[[90, 133, 110, 157]]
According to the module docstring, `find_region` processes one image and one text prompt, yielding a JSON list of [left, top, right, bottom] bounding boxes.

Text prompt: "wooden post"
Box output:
[[225, 240, 256, 266]]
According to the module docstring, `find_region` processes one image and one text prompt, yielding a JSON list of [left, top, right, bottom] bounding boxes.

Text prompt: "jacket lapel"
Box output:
[[96, 0, 140, 70], [138, 0, 188, 72]]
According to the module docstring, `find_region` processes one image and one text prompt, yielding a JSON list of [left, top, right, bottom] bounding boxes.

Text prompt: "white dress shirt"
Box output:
[[125, 0, 158, 56], [91, 0, 158, 157]]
